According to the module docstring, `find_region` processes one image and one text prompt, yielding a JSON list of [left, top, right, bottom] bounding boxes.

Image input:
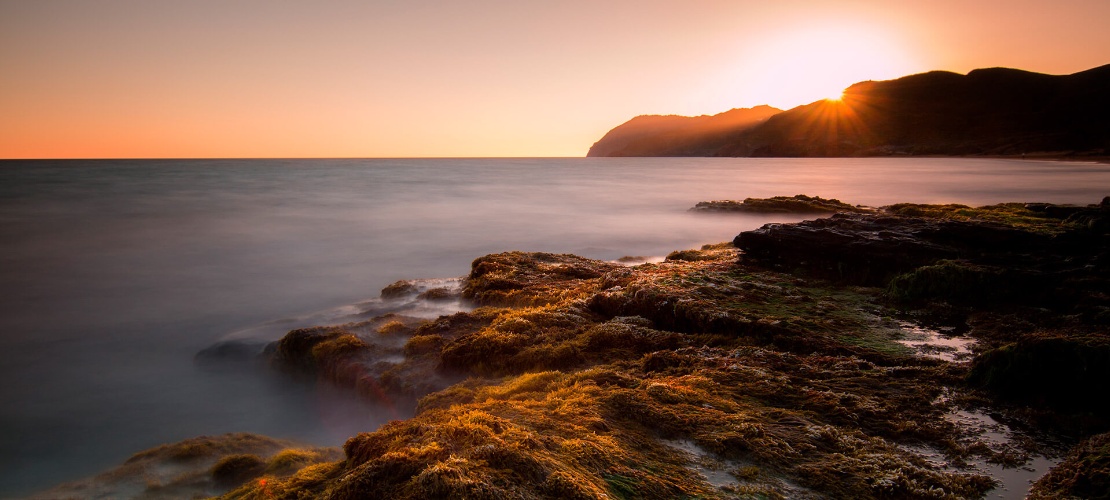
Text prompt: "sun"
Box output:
[[727, 23, 921, 110]]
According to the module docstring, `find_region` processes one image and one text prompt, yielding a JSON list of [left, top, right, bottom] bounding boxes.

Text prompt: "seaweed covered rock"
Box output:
[[735, 212, 1049, 286], [692, 194, 873, 214], [239, 360, 994, 500], [968, 333, 1110, 417], [162, 198, 1110, 499], [463, 251, 623, 307], [1029, 431, 1110, 500], [268, 313, 472, 407], [885, 259, 1047, 305], [737, 199, 1110, 315], [587, 244, 899, 357], [29, 434, 338, 500]]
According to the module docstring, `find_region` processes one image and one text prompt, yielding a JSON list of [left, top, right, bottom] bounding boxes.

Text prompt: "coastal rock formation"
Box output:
[[691, 194, 873, 214], [591, 64, 1110, 157], [100, 196, 1108, 499], [735, 197, 1110, 423], [734, 212, 1051, 286]]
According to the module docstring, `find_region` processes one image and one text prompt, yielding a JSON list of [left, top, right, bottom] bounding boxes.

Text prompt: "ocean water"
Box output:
[[1, 157, 1108, 496]]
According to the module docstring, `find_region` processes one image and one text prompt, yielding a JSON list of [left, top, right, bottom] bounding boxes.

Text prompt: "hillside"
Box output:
[[586, 105, 781, 157], [591, 65, 1110, 157]]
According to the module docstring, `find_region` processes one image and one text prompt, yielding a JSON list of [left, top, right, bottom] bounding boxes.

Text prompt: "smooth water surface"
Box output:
[[2, 157, 1108, 495]]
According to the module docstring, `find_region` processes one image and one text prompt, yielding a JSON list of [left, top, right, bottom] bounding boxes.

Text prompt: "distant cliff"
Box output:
[[590, 64, 1110, 157], [586, 105, 781, 157]]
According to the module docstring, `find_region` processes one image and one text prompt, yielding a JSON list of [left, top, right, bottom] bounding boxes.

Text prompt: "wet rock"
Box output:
[[968, 333, 1110, 417], [735, 201, 1106, 296], [194, 340, 270, 367], [692, 194, 873, 214], [381, 280, 419, 299], [886, 259, 1047, 305], [28, 434, 336, 500], [735, 213, 992, 285], [416, 287, 454, 301], [211, 454, 266, 487], [463, 251, 622, 307]]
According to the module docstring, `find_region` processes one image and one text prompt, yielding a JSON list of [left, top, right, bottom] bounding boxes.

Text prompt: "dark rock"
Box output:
[[969, 334, 1110, 420], [734, 213, 987, 285], [211, 454, 266, 487], [691, 194, 872, 214], [885, 260, 1047, 305], [273, 326, 349, 371], [416, 287, 454, 301], [194, 340, 270, 367]]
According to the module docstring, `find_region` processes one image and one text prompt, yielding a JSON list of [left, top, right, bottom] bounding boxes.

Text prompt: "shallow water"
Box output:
[[895, 322, 976, 362], [2, 157, 1108, 495], [895, 321, 1063, 499]]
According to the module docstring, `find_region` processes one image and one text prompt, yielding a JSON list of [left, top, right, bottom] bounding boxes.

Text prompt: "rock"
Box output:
[[691, 194, 873, 214], [27, 434, 336, 500], [462, 251, 622, 307], [737, 214, 961, 285], [194, 340, 270, 368], [187, 199, 1110, 500], [381, 280, 419, 299], [416, 287, 454, 301], [968, 333, 1110, 417]]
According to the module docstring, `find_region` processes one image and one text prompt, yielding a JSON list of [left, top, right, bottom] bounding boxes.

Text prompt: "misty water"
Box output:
[[2, 157, 1109, 496]]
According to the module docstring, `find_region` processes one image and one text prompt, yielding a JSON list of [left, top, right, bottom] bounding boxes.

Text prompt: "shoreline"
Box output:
[[30, 196, 1110, 499]]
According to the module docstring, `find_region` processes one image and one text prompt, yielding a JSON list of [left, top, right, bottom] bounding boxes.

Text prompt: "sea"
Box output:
[[2, 157, 1109, 496]]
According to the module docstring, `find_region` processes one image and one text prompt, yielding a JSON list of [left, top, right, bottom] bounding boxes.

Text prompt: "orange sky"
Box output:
[[2, 0, 1109, 158]]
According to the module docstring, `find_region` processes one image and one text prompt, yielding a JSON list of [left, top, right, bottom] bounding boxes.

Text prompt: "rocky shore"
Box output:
[[42, 196, 1109, 499]]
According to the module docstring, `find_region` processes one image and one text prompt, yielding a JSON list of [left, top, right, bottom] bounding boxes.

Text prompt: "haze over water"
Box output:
[[2, 157, 1109, 496]]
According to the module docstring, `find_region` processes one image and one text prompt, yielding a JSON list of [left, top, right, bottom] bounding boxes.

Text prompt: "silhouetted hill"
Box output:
[[591, 65, 1110, 157], [586, 105, 781, 157]]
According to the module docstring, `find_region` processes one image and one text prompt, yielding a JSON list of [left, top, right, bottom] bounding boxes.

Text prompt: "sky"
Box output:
[[2, 0, 1109, 158]]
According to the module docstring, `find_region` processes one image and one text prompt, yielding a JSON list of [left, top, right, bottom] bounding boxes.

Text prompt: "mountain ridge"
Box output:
[[587, 64, 1110, 157]]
